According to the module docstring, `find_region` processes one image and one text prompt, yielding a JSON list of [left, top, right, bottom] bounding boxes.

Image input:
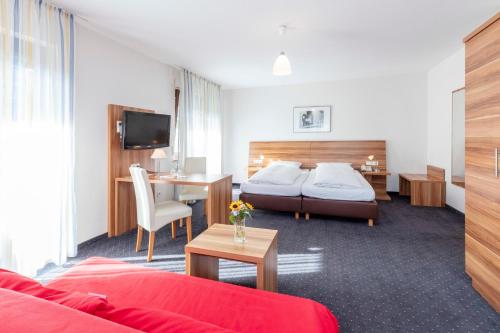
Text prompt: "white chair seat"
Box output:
[[153, 201, 192, 231], [178, 186, 208, 201]]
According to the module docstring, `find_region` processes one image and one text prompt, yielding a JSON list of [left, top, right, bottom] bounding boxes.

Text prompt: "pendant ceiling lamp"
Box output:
[[272, 25, 292, 76]]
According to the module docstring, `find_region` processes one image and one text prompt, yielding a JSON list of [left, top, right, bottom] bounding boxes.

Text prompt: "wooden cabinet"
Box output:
[[464, 12, 500, 312]]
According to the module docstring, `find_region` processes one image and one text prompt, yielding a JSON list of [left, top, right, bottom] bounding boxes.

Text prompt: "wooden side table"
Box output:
[[185, 224, 278, 292], [361, 170, 391, 201]]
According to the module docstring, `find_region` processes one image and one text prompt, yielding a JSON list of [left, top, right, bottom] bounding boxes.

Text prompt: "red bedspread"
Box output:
[[47, 257, 339, 333]]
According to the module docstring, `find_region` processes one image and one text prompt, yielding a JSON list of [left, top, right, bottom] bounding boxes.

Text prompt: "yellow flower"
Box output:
[[245, 202, 254, 210], [229, 201, 239, 210]]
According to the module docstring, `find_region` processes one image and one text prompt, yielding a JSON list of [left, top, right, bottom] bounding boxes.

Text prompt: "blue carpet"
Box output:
[[37, 193, 500, 332]]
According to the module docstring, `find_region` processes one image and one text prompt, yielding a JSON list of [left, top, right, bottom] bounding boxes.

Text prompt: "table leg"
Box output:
[[256, 238, 278, 292], [186, 252, 219, 281], [206, 176, 232, 226], [113, 179, 119, 237]]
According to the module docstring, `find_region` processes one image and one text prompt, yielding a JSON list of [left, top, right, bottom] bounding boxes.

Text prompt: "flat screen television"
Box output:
[[122, 111, 171, 150]]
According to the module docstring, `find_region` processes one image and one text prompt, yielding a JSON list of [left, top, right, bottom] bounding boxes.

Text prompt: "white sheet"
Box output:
[[241, 170, 309, 196], [302, 169, 375, 201]]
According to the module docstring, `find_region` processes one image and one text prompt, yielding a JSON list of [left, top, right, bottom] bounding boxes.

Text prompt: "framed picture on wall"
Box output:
[[293, 105, 331, 133]]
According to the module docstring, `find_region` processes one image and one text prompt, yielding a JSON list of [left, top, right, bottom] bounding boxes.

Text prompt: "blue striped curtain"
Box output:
[[0, 0, 76, 276]]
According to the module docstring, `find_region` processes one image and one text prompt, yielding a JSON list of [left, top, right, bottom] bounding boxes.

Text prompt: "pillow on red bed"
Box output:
[[95, 306, 238, 333], [0, 288, 142, 333], [0, 268, 109, 314], [0, 269, 236, 333]]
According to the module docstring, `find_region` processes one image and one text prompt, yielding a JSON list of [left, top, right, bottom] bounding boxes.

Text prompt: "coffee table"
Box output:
[[185, 223, 278, 292]]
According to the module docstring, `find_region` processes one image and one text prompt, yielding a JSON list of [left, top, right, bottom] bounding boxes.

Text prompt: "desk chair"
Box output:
[[129, 165, 192, 262], [178, 157, 208, 225]]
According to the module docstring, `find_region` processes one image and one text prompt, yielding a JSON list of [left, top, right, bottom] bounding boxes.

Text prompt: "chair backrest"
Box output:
[[129, 165, 155, 230], [184, 157, 206, 174]]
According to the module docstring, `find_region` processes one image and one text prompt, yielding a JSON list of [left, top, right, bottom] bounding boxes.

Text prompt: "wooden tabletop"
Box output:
[[185, 224, 278, 264], [116, 172, 231, 186], [399, 173, 445, 183]]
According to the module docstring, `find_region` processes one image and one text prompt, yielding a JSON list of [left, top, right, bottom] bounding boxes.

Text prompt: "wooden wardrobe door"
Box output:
[[464, 15, 500, 311]]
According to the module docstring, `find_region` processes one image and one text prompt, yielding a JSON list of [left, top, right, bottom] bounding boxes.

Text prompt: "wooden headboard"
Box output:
[[248, 140, 386, 176]]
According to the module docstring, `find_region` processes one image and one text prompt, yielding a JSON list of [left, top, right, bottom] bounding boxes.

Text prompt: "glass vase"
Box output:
[[233, 218, 246, 243]]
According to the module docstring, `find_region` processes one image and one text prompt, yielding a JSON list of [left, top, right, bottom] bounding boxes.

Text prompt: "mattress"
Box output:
[[302, 169, 375, 201], [240, 170, 309, 196]]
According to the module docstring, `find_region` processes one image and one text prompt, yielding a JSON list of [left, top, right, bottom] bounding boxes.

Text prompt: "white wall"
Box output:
[[451, 89, 465, 178], [75, 24, 180, 243], [223, 73, 428, 191], [427, 48, 465, 212]]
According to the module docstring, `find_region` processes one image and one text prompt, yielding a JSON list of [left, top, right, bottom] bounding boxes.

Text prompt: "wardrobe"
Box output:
[[463, 12, 500, 312]]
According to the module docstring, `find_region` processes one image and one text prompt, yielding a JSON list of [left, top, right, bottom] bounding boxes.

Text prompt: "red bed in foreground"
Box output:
[[46, 257, 338, 333]]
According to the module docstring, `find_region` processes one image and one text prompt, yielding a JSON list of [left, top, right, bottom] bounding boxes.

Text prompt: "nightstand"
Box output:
[[361, 170, 391, 201]]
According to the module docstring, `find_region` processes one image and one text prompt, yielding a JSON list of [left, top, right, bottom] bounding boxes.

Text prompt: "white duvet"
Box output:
[[303, 170, 375, 201], [249, 164, 302, 185]]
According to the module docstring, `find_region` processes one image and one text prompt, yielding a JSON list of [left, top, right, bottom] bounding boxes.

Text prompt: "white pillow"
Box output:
[[316, 162, 353, 170], [313, 165, 361, 188], [249, 164, 302, 185], [270, 160, 302, 168]]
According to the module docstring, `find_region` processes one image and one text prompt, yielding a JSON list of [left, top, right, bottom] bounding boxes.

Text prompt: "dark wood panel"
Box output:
[[249, 141, 311, 169], [427, 165, 445, 180], [309, 140, 386, 170], [464, 13, 500, 312], [249, 140, 386, 171], [465, 14, 500, 73], [465, 234, 500, 310], [464, 12, 500, 42], [465, 201, 500, 257], [108, 105, 155, 236], [465, 59, 500, 138]]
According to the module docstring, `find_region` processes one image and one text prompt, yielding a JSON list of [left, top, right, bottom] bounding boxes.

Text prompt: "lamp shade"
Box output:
[[151, 148, 167, 159], [272, 51, 292, 76]]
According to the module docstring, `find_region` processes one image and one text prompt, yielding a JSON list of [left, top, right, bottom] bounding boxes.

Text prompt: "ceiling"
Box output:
[[51, 0, 499, 89]]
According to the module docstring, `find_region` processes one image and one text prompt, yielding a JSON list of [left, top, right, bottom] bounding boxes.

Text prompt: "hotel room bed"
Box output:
[[240, 168, 378, 226], [45, 257, 339, 333]]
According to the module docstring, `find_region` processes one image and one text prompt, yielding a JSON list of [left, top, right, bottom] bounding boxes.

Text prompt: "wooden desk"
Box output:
[[185, 224, 278, 292], [113, 173, 232, 236], [399, 165, 445, 207], [361, 170, 391, 201]]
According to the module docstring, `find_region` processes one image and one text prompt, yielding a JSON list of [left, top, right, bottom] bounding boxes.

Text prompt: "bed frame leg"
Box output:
[[294, 212, 299, 220], [368, 219, 374, 227], [305, 213, 310, 221]]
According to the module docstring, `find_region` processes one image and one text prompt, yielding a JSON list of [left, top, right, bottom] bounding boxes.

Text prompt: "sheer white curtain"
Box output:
[[0, 0, 76, 276], [177, 69, 222, 174]]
